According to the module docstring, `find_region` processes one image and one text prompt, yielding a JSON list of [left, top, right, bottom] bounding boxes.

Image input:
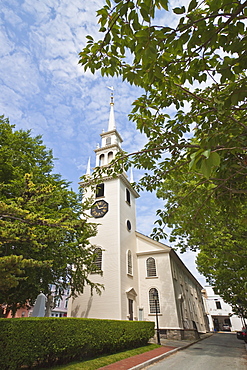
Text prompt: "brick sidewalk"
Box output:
[[97, 346, 176, 370]]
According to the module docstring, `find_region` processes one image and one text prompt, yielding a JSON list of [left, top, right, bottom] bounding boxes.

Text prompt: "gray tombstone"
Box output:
[[31, 292, 47, 317]]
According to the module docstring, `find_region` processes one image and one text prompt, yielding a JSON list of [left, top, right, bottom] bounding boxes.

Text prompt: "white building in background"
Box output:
[[49, 285, 70, 317], [203, 286, 243, 332], [68, 96, 208, 339]]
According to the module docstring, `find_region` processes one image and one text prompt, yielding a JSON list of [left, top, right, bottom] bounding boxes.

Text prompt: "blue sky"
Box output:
[[0, 0, 206, 285]]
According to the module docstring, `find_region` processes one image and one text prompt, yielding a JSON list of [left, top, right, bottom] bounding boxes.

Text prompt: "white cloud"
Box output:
[[0, 28, 14, 57], [0, 52, 40, 95]]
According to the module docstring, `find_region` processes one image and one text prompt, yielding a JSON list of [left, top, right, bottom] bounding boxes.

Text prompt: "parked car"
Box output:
[[222, 324, 231, 332], [237, 328, 247, 343]]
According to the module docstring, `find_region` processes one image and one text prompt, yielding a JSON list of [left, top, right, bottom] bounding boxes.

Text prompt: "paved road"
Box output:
[[145, 333, 247, 370]]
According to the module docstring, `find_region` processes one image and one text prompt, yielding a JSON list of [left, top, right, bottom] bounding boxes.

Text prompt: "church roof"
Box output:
[[136, 231, 171, 254]]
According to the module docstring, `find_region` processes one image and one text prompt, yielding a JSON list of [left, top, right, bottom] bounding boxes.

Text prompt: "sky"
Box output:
[[0, 0, 206, 285]]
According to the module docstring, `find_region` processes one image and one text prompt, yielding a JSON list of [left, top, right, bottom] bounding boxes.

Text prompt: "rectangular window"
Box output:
[[65, 298, 68, 309], [55, 298, 61, 308], [215, 301, 222, 309], [127, 250, 133, 275], [126, 188, 131, 205], [96, 183, 104, 198], [106, 137, 111, 145]]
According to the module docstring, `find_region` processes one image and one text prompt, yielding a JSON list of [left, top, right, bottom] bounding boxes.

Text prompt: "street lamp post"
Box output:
[[153, 290, 161, 345]]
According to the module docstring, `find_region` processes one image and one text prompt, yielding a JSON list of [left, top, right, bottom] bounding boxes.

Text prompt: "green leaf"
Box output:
[[105, 32, 111, 44], [140, 7, 150, 22], [120, 2, 128, 16], [173, 6, 185, 14], [159, 0, 169, 11], [209, 152, 220, 167], [202, 150, 211, 159], [188, 0, 197, 12], [200, 158, 211, 178]]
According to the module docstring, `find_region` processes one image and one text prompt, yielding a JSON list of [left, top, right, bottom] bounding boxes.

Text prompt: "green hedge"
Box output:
[[0, 317, 154, 369]]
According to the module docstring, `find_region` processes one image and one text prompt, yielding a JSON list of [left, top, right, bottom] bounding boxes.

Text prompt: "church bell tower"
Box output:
[[69, 91, 140, 321]]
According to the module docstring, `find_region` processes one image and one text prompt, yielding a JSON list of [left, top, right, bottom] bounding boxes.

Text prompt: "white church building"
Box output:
[[68, 96, 208, 339]]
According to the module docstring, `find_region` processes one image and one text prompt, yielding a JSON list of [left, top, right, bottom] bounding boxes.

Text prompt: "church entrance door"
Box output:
[[128, 299, 133, 320]]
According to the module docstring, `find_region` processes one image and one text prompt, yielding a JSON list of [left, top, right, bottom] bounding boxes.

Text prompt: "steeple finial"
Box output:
[[107, 86, 116, 131]]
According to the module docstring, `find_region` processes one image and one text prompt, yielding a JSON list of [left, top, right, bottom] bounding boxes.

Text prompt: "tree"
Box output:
[[153, 166, 247, 313], [78, 0, 247, 309], [0, 117, 100, 316], [80, 0, 247, 195]]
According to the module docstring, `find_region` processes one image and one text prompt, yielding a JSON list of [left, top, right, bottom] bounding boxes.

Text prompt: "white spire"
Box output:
[[107, 86, 116, 131], [86, 157, 91, 176]]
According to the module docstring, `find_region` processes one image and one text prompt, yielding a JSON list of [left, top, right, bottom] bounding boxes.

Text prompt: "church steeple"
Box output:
[[86, 157, 91, 176], [107, 87, 116, 131], [95, 90, 123, 167]]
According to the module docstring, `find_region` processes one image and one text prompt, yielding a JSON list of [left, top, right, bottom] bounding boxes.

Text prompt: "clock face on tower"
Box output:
[[91, 200, 109, 218]]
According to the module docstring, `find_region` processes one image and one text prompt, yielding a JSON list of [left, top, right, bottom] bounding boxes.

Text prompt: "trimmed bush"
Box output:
[[0, 317, 154, 369]]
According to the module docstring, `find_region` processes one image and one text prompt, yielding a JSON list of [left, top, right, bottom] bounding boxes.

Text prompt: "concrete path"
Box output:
[[98, 333, 213, 370], [144, 332, 247, 370]]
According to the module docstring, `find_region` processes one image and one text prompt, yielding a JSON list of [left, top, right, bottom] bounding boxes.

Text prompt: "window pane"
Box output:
[[146, 257, 157, 277], [96, 183, 104, 197], [127, 250, 132, 275], [99, 154, 104, 166], [216, 301, 222, 309], [94, 248, 102, 271], [108, 151, 113, 163], [149, 288, 160, 313], [65, 298, 68, 309], [126, 188, 131, 204]]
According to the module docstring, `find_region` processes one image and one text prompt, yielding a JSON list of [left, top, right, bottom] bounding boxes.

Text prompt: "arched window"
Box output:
[[127, 250, 132, 275], [146, 257, 157, 277], [149, 288, 160, 313], [99, 154, 105, 166], [93, 247, 102, 272], [108, 151, 113, 163]]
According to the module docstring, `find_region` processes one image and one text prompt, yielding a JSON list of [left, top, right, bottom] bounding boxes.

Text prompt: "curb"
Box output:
[[129, 347, 179, 370], [129, 333, 214, 370]]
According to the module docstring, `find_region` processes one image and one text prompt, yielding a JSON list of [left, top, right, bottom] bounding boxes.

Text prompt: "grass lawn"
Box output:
[[41, 343, 160, 370]]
